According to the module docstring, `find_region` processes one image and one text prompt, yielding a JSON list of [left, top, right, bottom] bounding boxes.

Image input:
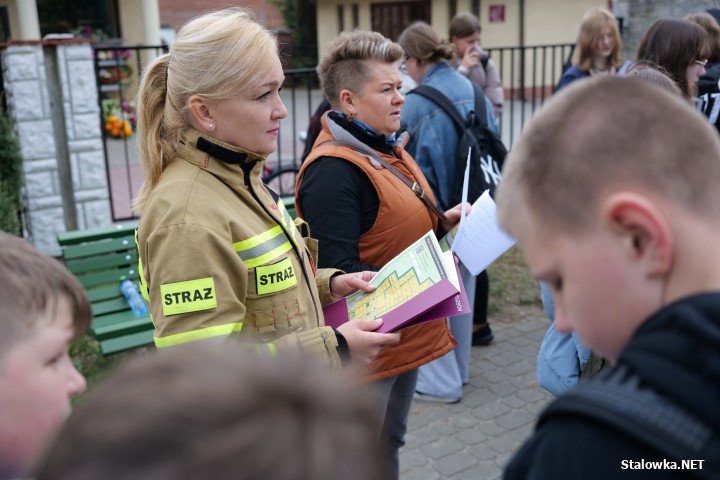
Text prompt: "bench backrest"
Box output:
[[57, 223, 154, 355]]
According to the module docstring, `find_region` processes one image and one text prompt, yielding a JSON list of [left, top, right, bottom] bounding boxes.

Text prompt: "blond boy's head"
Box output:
[[496, 76, 720, 361], [0, 232, 90, 478]]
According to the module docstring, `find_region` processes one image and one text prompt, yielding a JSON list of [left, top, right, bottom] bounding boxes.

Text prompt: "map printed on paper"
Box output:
[[345, 231, 448, 321]]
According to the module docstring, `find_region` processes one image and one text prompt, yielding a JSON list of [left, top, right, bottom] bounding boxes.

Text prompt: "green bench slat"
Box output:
[[91, 309, 145, 328], [57, 223, 138, 246], [92, 297, 133, 317], [77, 269, 139, 290], [64, 251, 137, 276], [92, 314, 153, 341], [99, 329, 154, 355], [84, 284, 126, 304], [61, 235, 137, 260]]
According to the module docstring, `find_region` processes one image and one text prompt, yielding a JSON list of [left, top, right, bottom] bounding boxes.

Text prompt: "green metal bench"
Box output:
[[57, 222, 154, 355]]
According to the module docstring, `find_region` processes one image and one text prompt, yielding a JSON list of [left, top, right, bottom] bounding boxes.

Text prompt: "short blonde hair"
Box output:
[[316, 30, 404, 107], [496, 76, 720, 236], [574, 7, 623, 71], [133, 8, 278, 213]]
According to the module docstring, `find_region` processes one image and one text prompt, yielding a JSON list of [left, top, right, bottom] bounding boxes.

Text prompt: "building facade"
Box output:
[[316, 0, 607, 55]]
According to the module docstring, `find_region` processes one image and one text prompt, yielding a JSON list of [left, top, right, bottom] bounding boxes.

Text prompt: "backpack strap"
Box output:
[[540, 365, 719, 479], [410, 85, 468, 134], [409, 83, 488, 134], [470, 81, 488, 129]]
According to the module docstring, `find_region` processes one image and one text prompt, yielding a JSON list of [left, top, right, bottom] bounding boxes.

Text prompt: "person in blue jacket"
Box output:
[[399, 21, 498, 403]]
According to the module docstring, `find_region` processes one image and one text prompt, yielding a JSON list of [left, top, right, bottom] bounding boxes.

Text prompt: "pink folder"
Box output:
[[322, 260, 471, 333]]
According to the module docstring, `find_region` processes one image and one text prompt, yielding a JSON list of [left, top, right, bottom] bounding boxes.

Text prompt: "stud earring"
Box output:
[[208, 123, 214, 130]]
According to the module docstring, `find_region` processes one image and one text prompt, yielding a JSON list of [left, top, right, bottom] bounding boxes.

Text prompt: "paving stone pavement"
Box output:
[[399, 307, 553, 480]]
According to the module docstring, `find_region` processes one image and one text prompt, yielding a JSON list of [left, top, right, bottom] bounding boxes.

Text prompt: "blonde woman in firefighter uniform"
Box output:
[[132, 7, 399, 367]]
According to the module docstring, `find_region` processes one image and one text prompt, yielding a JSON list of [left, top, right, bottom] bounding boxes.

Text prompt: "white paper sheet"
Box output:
[[452, 190, 516, 275], [455, 148, 472, 239]]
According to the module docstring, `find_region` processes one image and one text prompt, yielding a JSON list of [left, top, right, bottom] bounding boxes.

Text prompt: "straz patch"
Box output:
[[256, 257, 297, 295], [160, 277, 217, 316]]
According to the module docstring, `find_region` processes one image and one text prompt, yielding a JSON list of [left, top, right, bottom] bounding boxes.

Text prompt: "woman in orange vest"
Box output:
[[295, 30, 464, 479]]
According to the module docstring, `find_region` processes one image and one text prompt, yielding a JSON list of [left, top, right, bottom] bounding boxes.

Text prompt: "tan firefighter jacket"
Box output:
[[136, 128, 343, 368]]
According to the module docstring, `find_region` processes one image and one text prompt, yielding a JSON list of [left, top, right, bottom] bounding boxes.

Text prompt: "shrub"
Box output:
[[0, 107, 23, 235]]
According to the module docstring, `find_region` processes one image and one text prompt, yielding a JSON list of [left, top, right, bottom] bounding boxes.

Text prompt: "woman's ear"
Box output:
[[338, 89, 356, 117], [187, 95, 215, 132], [603, 192, 674, 277]]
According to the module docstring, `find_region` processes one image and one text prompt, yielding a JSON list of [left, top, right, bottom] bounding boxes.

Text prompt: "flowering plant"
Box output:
[[102, 98, 136, 139]]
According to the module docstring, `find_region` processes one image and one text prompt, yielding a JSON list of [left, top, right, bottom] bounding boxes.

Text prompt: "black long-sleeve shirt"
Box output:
[[298, 157, 380, 273]]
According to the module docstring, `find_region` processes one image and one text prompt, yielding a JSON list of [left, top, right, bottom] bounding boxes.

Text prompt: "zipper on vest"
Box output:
[[242, 166, 322, 327]]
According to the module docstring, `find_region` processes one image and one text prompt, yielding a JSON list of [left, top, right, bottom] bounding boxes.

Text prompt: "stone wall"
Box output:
[[1, 39, 110, 255], [615, 0, 718, 60]]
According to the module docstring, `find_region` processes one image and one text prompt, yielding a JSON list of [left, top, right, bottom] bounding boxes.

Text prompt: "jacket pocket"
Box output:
[[245, 255, 305, 341]]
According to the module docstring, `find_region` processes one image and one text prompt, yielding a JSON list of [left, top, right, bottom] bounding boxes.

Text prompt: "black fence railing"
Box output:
[[94, 44, 168, 222], [94, 43, 574, 222], [485, 43, 575, 145]]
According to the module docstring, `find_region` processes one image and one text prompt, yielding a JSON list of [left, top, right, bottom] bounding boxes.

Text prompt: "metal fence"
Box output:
[[94, 43, 574, 222], [486, 43, 575, 145], [94, 45, 167, 221]]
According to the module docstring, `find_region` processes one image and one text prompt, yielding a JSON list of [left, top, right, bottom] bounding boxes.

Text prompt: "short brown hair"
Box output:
[[574, 7, 623, 71], [636, 18, 710, 99], [397, 21, 454, 66], [685, 12, 720, 63], [448, 12, 481, 40], [36, 346, 391, 480], [317, 30, 404, 107], [0, 232, 90, 357], [496, 76, 720, 236]]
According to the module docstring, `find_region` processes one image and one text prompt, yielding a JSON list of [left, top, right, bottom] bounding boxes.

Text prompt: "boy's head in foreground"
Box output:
[[496, 76, 720, 363], [35, 346, 391, 480], [0, 232, 90, 479]]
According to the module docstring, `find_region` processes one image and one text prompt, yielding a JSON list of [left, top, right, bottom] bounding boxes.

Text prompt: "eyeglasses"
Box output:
[[694, 59, 709, 67]]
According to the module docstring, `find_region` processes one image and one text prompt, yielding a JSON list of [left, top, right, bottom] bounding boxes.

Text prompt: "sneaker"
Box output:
[[472, 323, 494, 346], [413, 392, 461, 404]]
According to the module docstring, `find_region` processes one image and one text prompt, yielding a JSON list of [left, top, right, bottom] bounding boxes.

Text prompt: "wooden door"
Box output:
[[371, 1, 431, 41]]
